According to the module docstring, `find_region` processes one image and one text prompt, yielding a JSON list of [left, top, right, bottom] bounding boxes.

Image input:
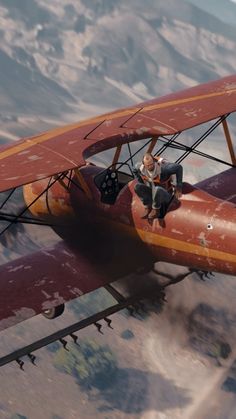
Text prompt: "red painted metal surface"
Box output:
[[0, 164, 235, 329], [0, 237, 153, 331], [0, 76, 236, 331], [196, 168, 236, 204], [0, 75, 235, 192]]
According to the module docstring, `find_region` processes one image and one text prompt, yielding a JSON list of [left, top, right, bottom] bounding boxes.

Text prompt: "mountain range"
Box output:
[[0, 0, 236, 138]]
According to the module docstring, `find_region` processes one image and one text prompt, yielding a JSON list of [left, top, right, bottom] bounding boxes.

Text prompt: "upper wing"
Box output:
[[0, 74, 236, 192]]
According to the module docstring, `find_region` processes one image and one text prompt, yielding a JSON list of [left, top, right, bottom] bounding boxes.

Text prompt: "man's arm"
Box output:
[[132, 163, 144, 184]]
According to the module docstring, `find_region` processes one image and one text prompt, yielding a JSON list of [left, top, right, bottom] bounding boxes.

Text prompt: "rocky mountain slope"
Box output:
[[0, 0, 236, 129]]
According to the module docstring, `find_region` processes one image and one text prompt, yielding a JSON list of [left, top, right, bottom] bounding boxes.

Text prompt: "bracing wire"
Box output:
[[175, 115, 228, 164], [0, 172, 66, 238], [153, 133, 181, 157], [116, 138, 153, 171], [157, 137, 234, 167], [0, 188, 16, 210]]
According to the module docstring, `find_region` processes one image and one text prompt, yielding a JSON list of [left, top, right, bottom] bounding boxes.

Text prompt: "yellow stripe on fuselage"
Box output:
[[111, 219, 236, 264], [138, 228, 236, 264], [0, 88, 236, 162]]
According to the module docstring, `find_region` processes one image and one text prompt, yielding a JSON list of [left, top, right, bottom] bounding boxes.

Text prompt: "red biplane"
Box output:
[[0, 75, 235, 367]]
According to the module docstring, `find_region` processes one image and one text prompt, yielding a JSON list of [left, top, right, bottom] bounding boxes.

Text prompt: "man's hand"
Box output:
[[132, 167, 144, 183], [175, 187, 182, 200], [132, 167, 138, 176]]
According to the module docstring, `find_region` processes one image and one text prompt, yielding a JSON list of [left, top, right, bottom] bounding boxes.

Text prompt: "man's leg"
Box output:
[[134, 183, 152, 217], [153, 186, 171, 209], [148, 186, 171, 219], [161, 163, 183, 190]]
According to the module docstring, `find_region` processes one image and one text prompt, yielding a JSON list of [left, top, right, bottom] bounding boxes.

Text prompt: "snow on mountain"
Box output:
[[0, 0, 236, 136]]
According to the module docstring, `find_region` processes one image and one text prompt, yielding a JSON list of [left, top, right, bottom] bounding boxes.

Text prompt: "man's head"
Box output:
[[143, 153, 155, 171]]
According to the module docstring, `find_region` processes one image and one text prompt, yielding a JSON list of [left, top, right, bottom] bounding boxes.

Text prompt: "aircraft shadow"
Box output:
[[90, 367, 191, 414], [187, 302, 233, 363]]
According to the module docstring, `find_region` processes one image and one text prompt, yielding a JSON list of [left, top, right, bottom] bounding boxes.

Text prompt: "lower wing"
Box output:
[[0, 241, 120, 331]]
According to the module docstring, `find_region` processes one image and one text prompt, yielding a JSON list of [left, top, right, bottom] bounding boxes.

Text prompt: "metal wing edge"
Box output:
[[0, 74, 235, 192], [0, 241, 114, 331]]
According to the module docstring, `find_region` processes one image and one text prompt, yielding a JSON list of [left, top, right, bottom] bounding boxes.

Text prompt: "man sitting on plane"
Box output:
[[133, 153, 183, 220]]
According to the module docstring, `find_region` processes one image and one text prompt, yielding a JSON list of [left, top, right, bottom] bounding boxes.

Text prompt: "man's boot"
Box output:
[[141, 206, 152, 219], [148, 207, 160, 220]]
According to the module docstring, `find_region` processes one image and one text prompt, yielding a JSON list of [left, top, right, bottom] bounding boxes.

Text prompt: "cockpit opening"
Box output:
[[94, 162, 133, 204]]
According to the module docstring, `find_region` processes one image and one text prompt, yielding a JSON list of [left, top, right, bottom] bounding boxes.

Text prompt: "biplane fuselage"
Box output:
[[23, 163, 236, 277]]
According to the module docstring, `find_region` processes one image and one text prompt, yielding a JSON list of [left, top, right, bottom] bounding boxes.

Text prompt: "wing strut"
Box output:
[[154, 115, 235, 168], [147, 137, 158, 154], [112, 145, 122, 168], [74, 168, 92, 199], [222, 119, 236, 165], [0, 172, 67, 238]]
